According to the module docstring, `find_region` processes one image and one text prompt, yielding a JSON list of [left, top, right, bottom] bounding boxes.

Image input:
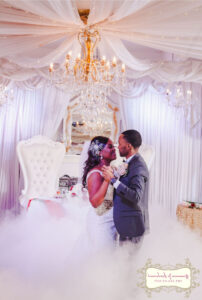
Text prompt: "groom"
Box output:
[[103, 129, 149, 243]]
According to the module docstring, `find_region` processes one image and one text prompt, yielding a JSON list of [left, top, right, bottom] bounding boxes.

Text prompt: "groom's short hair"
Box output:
[[122, 129, 142, 149]]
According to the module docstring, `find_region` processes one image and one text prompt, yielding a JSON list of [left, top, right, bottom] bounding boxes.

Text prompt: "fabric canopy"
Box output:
[[0, 0, 202, 85]]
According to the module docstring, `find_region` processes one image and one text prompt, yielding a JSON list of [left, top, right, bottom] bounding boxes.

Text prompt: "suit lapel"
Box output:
[[120, 153, 139, 181], [119, 154, 139, 183], [127, 153, 139, 166]]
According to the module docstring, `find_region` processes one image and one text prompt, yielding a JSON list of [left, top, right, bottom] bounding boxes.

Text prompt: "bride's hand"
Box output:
[[102, 171, 113, 182], [102, 165, 113, 173], [102, 166, 114, 182]]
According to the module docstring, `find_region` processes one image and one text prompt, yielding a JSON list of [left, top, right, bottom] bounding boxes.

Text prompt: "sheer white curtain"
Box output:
[[120, 83, 202, 214], [0, 85, 69, 214]]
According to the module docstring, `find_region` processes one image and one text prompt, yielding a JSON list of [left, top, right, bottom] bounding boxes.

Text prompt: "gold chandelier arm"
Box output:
[[78, 28, 100, 60], [90, 29, 100, 56]]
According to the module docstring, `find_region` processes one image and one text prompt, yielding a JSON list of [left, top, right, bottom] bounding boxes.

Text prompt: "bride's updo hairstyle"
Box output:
[[82, 136, 109, 187]]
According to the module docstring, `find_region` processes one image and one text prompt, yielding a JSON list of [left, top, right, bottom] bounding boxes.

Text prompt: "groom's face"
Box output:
[[118, 134, 130, 157]]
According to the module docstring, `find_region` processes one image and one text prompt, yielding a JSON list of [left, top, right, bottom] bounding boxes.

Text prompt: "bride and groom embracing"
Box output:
[[82, 129, 149, 248]]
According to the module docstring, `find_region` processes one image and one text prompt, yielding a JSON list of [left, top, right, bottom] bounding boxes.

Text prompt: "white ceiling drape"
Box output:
[[1, 0, 202, 84], [98, 0, 202, 59]]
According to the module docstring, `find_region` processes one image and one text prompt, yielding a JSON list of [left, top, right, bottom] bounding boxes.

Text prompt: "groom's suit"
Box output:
[[113, 153, 149, 239]]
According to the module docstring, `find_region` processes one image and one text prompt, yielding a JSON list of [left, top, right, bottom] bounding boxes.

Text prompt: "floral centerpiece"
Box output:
[[183, 201, 202, 209]]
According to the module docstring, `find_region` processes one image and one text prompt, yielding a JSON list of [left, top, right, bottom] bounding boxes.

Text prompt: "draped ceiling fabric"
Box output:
[[0, 0, 202, 85]]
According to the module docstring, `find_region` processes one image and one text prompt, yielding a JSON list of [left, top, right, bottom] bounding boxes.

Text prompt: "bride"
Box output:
[[82, 136, 117, 248]]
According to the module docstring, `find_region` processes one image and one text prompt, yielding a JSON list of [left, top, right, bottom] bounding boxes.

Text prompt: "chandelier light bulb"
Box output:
[[66, 51, 72, 60], [176, 87, 182, 98], [121, 63, 125, 73], [101, 56, 106, 66], [112, 56, 117, 67], [76, 53, 81, 63], [106, 61, 110, 71], [166, 88, 171, 95], [49, 63, 54, 73], [187, 90, 192, 96]]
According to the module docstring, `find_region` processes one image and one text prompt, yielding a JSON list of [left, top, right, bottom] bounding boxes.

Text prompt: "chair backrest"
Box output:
[[139, 144, 155, 171], [17, 135, 65, 207]]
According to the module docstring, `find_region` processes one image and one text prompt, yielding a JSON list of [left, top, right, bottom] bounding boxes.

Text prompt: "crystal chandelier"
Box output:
[[166, 84, 193, 112], [49, 27, 126, 96], [49, 9, 125, 137]]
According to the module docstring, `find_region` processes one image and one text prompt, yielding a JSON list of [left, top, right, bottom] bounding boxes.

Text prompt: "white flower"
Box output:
[[89, 140, 105, 157], [112, 162, 128, 178]]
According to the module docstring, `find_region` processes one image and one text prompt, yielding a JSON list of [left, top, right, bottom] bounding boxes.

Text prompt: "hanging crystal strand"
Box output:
[[48, 25, 127, 137]]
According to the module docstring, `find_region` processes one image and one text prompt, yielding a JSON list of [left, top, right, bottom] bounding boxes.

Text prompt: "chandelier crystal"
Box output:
[[49, 26, 126, 92], [48, 10, 126, 137], [79, 86, 113, 137], [166, 84, 193, 109]]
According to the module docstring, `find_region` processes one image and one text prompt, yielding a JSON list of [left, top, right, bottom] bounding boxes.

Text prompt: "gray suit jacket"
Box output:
[[113, 153, 149, 238]]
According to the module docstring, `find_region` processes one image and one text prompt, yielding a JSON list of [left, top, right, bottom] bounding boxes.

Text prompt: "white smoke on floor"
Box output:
[[0, 200, 201, 300]]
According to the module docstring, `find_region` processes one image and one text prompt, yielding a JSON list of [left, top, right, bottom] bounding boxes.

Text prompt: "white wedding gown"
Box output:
[[85, 169, 117, 250]]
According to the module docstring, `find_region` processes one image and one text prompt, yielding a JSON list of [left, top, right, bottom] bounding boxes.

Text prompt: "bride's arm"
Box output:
[[87, 173, 110, 208]]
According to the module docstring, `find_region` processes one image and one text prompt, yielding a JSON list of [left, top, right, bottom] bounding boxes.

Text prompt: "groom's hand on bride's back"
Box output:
[[102, 166, 114, 182]]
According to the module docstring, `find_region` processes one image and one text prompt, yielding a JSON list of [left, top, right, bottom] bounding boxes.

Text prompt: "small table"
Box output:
[[176, 203, 202, 232]]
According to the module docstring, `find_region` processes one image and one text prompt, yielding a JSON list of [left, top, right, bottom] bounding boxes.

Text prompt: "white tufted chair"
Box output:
[[17, 135, 65, 208]]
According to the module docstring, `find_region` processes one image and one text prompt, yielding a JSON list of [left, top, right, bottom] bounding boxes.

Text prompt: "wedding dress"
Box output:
[[85, 169, 117, 249]]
